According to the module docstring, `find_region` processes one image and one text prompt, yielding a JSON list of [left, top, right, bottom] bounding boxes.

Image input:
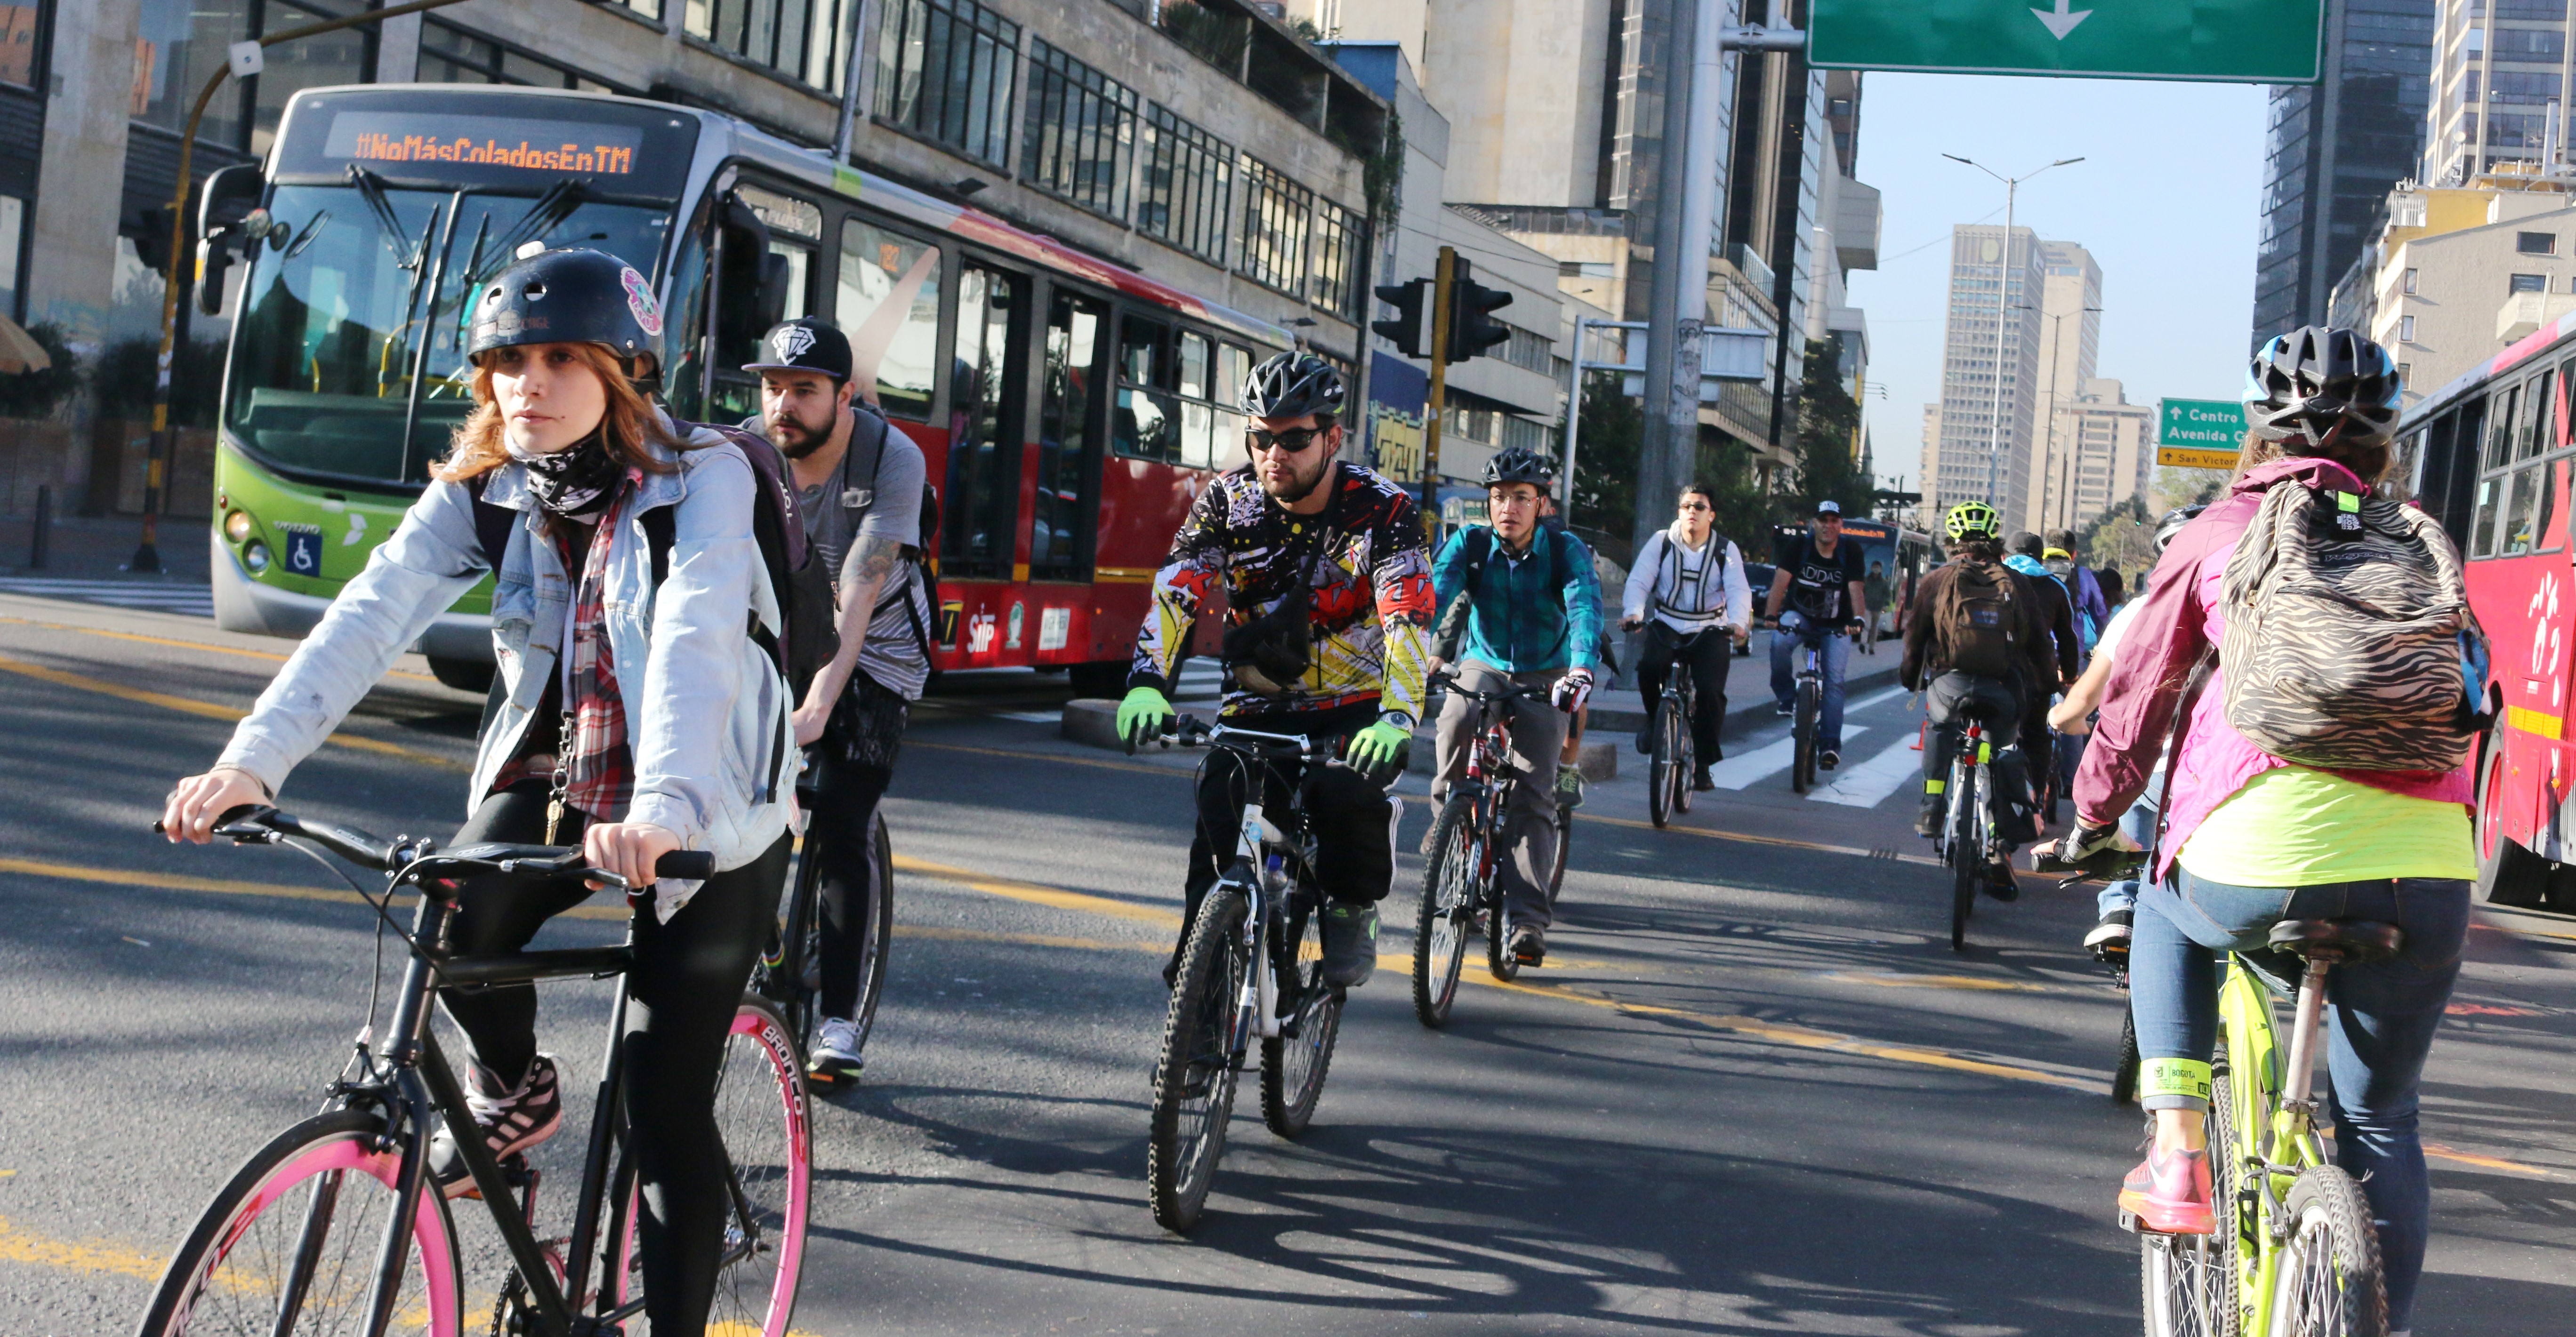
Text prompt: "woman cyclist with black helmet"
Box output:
[[161, 248, 796, 1333], [2065, 326, 2472, 1334]]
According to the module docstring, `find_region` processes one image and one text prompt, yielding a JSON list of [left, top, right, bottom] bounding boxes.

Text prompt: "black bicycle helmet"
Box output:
[[1242, 351, 1345, 420], [2243, 325, 2402, 450], [466, 246, 665, 391], [1482, 445, 1557, 488], [2153, 504, 2208, 554]]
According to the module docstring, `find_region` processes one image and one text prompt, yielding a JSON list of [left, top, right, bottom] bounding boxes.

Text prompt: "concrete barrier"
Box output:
[[1061, 698, 1124, 750]]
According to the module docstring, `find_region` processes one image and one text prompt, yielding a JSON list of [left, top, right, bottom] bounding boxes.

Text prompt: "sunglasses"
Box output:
[[1246, 426, 1327, 454], [1678, 501, 1713, 512]]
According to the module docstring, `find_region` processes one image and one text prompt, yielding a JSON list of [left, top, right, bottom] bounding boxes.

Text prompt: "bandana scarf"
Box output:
[[510, 432, 623, 516], [545, 472, 642, 841]]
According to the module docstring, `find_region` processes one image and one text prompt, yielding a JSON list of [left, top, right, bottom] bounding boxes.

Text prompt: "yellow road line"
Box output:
[[892, 853, 1183, 927], [907, 737, 1185, 779], [2423, 1143, 2564, 1178], [1819, 971, 2050, 993], [0, 615, 443, 686], [0, 1214, 166, 1281], [0, 652, 467, 771]]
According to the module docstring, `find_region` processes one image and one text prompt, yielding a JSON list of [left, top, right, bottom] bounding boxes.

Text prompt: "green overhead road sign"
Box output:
[[2159, 399, 2248, 470], [1808, 0, 2324, 83]]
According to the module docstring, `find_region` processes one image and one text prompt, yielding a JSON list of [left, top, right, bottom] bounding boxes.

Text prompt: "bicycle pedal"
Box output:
[[2117, 1209, 2141, 1234]]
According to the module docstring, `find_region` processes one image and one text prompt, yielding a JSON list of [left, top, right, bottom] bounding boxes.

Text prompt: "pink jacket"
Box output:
[[2071, 455, 2473, 882]]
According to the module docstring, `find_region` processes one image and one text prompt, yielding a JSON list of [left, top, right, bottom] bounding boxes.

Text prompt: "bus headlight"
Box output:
[[224, 510, 253, 544], [242, 539, 271, 573]]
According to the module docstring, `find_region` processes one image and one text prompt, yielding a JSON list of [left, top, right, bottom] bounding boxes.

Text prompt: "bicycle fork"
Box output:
[[1228, 804, 1283, 1057]]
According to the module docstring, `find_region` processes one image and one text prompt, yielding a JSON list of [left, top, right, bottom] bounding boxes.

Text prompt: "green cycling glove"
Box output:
[[1117, 685, 1174, 752], [1345, 719, 1412, 784]]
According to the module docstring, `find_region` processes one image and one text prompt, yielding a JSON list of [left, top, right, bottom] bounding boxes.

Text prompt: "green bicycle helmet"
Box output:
[[1944, 500, 2002, 543]]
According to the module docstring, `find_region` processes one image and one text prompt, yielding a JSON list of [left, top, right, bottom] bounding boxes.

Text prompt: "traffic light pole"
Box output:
[[130, 0, 472, 573], [1422, 244, 1456, 516]]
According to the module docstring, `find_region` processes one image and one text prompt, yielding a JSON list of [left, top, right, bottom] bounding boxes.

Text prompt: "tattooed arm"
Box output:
[[792, 533, 904, 746]]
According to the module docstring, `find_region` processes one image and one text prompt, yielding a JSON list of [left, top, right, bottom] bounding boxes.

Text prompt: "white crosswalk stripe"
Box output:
[[0, 577, 215, 619], [1705, 726, 1870, 790], [1810, 734, 1929, 809], [1171, 657, 1226, 703]]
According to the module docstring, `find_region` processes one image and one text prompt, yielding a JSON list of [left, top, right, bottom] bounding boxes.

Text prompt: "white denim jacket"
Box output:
[[217, 415, 795, 905]]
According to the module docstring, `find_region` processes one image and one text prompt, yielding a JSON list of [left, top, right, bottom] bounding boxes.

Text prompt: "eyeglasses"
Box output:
[[1246, 426, 1326, 454], [1677, 501, 1713, 512]]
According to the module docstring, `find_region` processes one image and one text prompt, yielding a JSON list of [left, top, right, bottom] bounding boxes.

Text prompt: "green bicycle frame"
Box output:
[[2214, 952, 2333, 1332]]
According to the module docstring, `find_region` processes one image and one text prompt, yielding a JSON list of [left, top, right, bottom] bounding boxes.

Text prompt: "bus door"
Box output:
[[942, 262, 1030, 659], [1032, 286, 1108, 590]]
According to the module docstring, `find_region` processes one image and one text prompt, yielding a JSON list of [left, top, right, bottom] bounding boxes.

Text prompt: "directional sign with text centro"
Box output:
[[2158, 398, 2248, 470], [1808, 0, 2324, 83]]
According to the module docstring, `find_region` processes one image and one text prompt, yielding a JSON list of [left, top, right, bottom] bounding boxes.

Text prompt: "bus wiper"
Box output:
[[468, 180, 588, 287], [346, 165, 425, 270]]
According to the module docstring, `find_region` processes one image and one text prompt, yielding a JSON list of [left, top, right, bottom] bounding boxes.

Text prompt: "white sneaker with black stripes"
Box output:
[[430, 1054, 564, 1200]]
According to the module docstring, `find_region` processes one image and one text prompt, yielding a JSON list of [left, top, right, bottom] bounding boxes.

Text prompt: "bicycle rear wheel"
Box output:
[[2110, 1006, 2141, 1105], [2209, 1044, 2246, 1337], [1948, 764, 1979, 952], [1546, 803, 1571, 902], [2141, 1231, 2229, 1337], [1648, 699, 1682, 828], [1261, 900, 1344, 1138], [2271, 1168, 2389, 1336], [1792, 679, 1819, 794], [137, 1110, 462, 1337], [1412, 794, 1479, 1027], [1148, 887, 1249, 1233]]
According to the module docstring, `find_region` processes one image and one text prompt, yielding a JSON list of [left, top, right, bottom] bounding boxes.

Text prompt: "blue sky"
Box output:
[[1842, 72, 2272, 493]]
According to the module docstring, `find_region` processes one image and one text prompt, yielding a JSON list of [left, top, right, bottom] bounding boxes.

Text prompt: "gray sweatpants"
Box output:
[[1433, 662, 1568, 930]]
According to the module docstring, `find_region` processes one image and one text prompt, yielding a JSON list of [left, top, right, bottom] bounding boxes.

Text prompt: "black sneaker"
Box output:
[[1983, 862, 2021, 902], [1320, 903, 1379, 987], [431, 1055, 564, 1201], [2083, 911, 2134, 953], [1510, 925, 1547, 965], [1914, 801, 1945, 838], [1818, 750, 1839, 771], [1691, 768, 1716, 792], [1635, 728, 1655, 755], [1775, 702, 1795, 718]]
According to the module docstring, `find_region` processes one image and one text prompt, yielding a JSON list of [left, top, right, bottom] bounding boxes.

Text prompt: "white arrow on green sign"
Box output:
[[1808, 0, 2324, 83], [2157, 398, 2247, 469]]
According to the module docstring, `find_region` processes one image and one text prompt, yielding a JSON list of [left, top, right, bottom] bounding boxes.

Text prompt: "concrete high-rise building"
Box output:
[[2424, 0, 2576, 189], [2043, 380, 2157, 533], [1924, 224, 2048, 524], [2249, 0, 2436, 346], [2026, 241, 2104, 532]]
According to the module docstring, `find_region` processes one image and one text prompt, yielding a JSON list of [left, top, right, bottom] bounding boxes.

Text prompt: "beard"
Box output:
[[1257, 449, 1333, 505], [768, 407, 836, 460]]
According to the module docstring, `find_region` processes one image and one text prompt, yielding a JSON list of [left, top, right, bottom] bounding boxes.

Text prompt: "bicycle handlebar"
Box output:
[[1144, 714, 1333, 760], [157, 805, 718, 884]]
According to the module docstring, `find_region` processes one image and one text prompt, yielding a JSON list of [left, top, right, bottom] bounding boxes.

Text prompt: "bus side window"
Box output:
[[2525, 371, 2555, 458], [2536, 458, 2564, 553], [2473, 472, 2505, 559], [833, 217, 942, 421], [2489, 385, 2521, 472], [2502, 462, 2543, 556], [1115, 314, 1176, 464]]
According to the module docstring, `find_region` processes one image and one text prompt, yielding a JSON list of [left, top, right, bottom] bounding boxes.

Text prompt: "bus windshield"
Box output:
[[223, 184, 677, 488]]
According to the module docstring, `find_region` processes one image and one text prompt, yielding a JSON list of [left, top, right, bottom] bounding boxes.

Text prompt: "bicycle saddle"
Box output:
[[2265, 919, 2403, 966]]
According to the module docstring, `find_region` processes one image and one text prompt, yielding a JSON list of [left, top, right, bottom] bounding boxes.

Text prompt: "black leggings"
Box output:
[[441, 783, 791, 1333], [1637, 621, 1731, 763], [805, 754, 893, 1019]]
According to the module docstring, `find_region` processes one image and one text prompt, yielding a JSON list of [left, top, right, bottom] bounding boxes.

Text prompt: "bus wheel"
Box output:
[[427, 656, 494, 694], [2478, 722, 2550, 909]]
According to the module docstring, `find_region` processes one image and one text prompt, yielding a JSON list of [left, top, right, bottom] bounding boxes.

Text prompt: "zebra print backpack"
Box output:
[[2217, 479, 2481, 772]]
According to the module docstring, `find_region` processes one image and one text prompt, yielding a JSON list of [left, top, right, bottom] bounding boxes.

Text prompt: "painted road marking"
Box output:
[[1707, 726, 1871, 791], [0, 652, 467, 771], [1819, 970, 2048, 993], [1808, 734, 1925, 809], [0, 578, 213, 618], [0, 614, 443, 686], [1845, 684, 1910, 713]]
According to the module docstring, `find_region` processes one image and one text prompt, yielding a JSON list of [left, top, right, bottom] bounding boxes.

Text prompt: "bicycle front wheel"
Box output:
[[847, 810, 897, 1054], [706, 996, 812, 1336], [137, 1110, 463, 1337], [2271, 1168, 2389, 1336], [1792, 680, 1820, 794], [1261, 900, 1344, 1138], [1148, 887, 1250, 1233], [2110, 1007, 2141, 1105], [1648, 699, 1682, 828], [1413, 794, 1479, 1027]]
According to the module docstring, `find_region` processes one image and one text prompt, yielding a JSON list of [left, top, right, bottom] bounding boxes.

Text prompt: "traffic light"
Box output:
[[1444, 264, 1513, 365], [1371, 278, 1430, 358]]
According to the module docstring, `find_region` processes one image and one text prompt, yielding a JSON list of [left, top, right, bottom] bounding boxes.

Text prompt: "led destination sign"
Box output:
[[325, 113, 644, 175]]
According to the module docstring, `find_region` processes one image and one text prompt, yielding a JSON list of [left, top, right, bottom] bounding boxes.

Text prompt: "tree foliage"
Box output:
[[2076, 494, 2157, 583], [1789, 334, 1876, 519]]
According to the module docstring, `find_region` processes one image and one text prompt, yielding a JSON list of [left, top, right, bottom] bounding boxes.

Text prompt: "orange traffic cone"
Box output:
[[1911, 720, 1925, 752]]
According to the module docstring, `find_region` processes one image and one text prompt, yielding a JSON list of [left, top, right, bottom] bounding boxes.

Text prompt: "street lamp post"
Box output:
[[2028, 302, 2103, 532], [130, 0, 474, 573], [1940, 154, 2082, 518]]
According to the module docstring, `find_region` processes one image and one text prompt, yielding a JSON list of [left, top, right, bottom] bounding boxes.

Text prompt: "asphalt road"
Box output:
[[5, 588, 2576, 1336]]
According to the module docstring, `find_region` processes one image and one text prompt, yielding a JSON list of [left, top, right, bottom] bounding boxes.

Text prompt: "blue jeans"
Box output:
[[2096, 785, 2162, 919], [2130, 870, 2470, 1331], [1769, 616, 1852, 751]]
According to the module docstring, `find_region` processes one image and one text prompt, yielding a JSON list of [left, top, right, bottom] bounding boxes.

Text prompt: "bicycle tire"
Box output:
[[1260, 899, 1344, 1138], [845, 810, 897, 1056], [2209, 1043, 2246, 1337], [2110, 1008, 2141, 1105], [1546, 803, 1571, 903], [1483, 802, 1520, 982], [1148, 887, 1249, 1233], [137, 1109, 464, 1337], [1948, 762, 1978, 953], [2272, 1168, 2389, 1337], [698, 996, 811, 1337], [2140, 1227, 2229, 1337], [1412, 794, 1479, 1028], [1648, 698, 1680, 828], [1673, 691, 1695, 814], [1792, 679, 1819, 794]]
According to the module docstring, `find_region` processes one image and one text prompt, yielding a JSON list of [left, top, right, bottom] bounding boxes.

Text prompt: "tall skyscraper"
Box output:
[[1924, 224, 2048, 523], [2027, 241, 2104, 532], [2249, 0, 2437, 346], [2423, 0, 2572, 187]]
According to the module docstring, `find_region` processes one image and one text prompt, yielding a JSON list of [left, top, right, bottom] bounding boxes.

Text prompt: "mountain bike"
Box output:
[[1415, 672, 1552, 1026], [1932, 716, 1994, 952], [757, 765, 894, 1087], [1784, 616, 1828, 795], [1646, 646, 1699, 828], [1144, 719, 1350, 1233], [2133, 921, 2399, 1337], [137, 806, 809, 1337]]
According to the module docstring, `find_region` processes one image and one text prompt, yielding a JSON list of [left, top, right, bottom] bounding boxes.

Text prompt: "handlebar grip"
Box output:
[[654, 850, 716, 881]]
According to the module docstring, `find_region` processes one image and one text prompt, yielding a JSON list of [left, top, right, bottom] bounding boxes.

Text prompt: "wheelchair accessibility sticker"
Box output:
[[279, 523, 323, 577]]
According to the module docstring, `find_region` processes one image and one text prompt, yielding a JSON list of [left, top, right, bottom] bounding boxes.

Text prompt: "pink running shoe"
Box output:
[[2118, 1145, 2214, 1235]]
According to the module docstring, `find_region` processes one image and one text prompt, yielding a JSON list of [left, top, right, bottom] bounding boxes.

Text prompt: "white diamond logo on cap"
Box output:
[[773, 324, 817, 363]]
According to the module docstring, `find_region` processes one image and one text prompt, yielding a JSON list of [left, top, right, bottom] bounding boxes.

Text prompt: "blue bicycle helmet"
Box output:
[[2244, 326, 2402, 450]]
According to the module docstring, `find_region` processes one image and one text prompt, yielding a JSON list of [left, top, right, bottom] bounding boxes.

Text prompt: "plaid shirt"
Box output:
[[492, 474, 640, 822]]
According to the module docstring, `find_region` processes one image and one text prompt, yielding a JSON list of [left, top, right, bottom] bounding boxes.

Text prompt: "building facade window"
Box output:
[[135, 0, 372, 154], [1498, 323, 1553, 376], [2402, 266, 2419, 293], [420, 21, 613, 91], [1023, 39, 1136, 220], [876, 0, 1018, 168], [1309, 196, 1364, 320], [2512, 272, 2548, 294], [1237, 157, 1311, 296], [2521, 231, 2560, 255], [1136, 104, 1231, 264], [2400, 314, 2417, 342], [688, 0, 845, 89]]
